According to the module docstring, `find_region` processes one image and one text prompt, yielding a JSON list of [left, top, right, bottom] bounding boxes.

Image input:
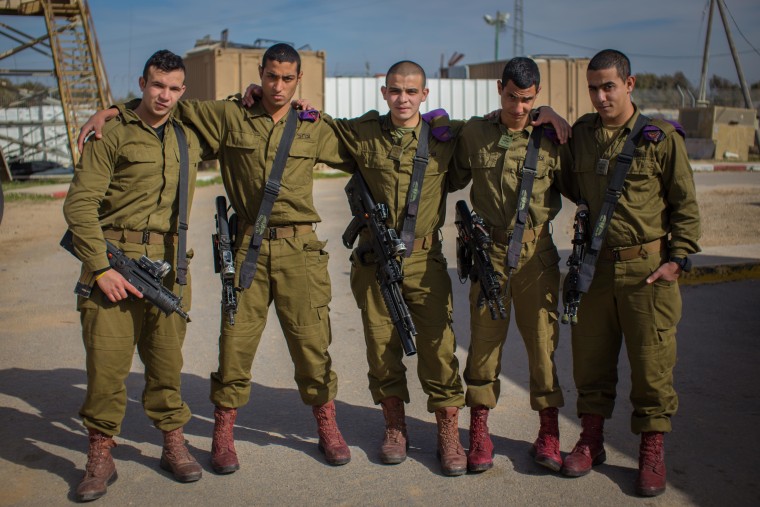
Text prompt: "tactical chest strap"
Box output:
[[171, 122, 190, 286], [238, 107, 299, 289], [399, 120, 430, 257], [577, 114, 649, 293], [506, 126, 543, 271]]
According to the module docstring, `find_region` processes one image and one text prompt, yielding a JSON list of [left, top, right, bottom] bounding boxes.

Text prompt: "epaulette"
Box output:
[[542, 126, 560, 144], [644, 118, 684, 142], [298, 109, 320, 122], [421, 108, 452, 142], [357, 110, 381, 123]]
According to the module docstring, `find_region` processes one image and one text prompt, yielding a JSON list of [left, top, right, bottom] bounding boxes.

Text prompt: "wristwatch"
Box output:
[[669, 256, 692, 272]]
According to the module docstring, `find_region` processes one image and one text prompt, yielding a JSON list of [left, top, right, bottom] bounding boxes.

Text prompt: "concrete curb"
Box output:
[[691, 162, 760, 172], [680, 261, 760, 285]]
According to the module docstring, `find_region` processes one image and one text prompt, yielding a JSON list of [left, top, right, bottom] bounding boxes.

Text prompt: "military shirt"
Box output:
[[568, 106, 701, 257], [450, 116, 572, 230], [327, 111, 462, 237], [131, 98, 355, 227], [64, 108, 205, 273]]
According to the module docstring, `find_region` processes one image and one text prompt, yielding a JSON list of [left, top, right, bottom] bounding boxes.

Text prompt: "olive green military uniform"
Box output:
[[567, 106, 700, 434], [450, 117, 573, 411], [63, 108, 205, 436], [327, 112, 465, 412], [151, 98, 354, 408]]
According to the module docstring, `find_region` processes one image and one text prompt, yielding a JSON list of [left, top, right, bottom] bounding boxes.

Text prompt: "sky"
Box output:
[[1, 0, 759, 101]]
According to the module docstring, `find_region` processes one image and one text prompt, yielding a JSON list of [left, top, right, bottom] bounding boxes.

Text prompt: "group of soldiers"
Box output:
[[63, 43, 700, 502]]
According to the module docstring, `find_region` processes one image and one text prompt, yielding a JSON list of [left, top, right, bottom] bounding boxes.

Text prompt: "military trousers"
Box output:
[[350, 241, 464, 413], [78, 242, 192, 436], [464, 234, 564, 411], [572, 251, 681, 434], [210, 231, 338, 408]]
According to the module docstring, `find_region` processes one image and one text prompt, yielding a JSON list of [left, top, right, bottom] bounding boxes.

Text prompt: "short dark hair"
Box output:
[[501, 57, 540, 90], [386, 60, 426, 88], [588, 49, 631, 81], [262, 43, 301, 73], [142, 49, 185, 80]]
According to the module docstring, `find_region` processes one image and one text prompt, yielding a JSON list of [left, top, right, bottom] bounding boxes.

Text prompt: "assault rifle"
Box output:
[[60, 230, 190, 321], [342, 172, 417, 356], [561, 201, 590, 325], [213, 195, 238, 326], [454, 200, 507, 320]]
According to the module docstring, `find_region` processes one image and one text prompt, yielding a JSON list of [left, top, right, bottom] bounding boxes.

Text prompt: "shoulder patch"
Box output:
[[298, 109, 320, 122], [422, 108, 452, 142], [644, 119, 684, 142]]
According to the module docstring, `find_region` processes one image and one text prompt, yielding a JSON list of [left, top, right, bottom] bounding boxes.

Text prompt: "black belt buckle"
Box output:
[[142, 230, 151, 244], [612, 249, 621, 262], [267, 227, 278, 240]]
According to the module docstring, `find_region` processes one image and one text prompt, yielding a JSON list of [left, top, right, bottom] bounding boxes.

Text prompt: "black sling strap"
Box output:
[[576, 114, 649, 293], [238, 107, 299, 289], [506, 126, 543, 272], [399, 120, 430, 257], [171, 122, 190, 286]]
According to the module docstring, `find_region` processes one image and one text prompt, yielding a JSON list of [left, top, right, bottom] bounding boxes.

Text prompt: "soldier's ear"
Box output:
[[138, 76, 146, 92]]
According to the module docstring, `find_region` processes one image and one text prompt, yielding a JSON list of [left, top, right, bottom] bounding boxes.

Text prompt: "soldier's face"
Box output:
[[497, 80, 538, 130], [259, 60, 302, 112], [587, 67, 636, 126], [138, 67, 186, 123], [381, 73, 429, 128]]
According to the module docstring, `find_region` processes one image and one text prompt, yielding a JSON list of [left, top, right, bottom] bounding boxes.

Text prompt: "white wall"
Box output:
[[324, 77, 501, 120]]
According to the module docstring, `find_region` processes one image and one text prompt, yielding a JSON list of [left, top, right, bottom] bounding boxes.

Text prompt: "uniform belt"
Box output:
[[490, 224, 549, 246], [599, 237, 666, 262], [241, 223, 314, 240], [102, 228, 177, 245], [412, 230, 441, 250]]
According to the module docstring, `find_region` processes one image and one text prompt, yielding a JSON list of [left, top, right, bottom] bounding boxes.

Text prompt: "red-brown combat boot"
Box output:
[[435, 407, 467, 476], [561, 413, 606, 477], [211, 406, 240, 474], [379, 396, 408, 464], [76, 428, 117, 502], [467, 405, 494, 473], [160, 427, 202, 482], [313, 400, 351, 466], [636, 432, 666, 497], [530, 407, 562, 472]]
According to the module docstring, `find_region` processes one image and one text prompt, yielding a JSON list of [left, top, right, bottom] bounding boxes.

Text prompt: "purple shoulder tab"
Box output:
[[299, 109, 320, 122], [665, 119, 686, 138], [421, 108, 453, 142], [643, 120, 685, 142], [543, 127, 559, 144]]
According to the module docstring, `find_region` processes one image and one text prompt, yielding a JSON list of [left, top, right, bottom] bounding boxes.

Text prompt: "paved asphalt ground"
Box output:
[[1, 172, 759, 506]]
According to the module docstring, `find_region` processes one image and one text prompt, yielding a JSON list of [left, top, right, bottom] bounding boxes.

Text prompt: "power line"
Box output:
[[723, 0, 760, 58]]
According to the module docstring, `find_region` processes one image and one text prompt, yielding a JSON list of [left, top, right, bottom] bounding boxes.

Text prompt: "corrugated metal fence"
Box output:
[[324, 77, 501, 120]]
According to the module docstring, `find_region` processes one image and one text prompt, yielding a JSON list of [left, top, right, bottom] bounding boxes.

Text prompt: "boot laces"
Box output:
[[85, 436, 113, 475], [640, 436, 664, 470]]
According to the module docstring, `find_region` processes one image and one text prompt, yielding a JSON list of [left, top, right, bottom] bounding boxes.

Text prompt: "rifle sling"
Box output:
[[399, 120, 430, 257], [238, 107, 299, 289], [576, 114, 649, 293], [171, 122, 190, 286], [506, 126, 543, 271]]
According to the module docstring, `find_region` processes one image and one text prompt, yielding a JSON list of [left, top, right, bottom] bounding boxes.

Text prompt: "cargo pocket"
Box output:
[[304, 240, 331, 308]]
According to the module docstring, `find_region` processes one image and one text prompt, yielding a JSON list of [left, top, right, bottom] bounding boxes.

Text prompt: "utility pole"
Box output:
[[697, 0, 714, 106], [715, 0, 760, 149], [513, 0, 524, 58], [483, 11, 509, 62]]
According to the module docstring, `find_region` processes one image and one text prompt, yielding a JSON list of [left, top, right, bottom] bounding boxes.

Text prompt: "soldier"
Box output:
[[449, 57, 573, 474], [63, 50, 207, 502], [326, 61, 469, 476], [561, 49, 700, 497], [78, 44, 356, 472]]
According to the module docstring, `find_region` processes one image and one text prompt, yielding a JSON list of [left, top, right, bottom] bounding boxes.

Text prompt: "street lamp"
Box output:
[[483, 10, 509, 62]]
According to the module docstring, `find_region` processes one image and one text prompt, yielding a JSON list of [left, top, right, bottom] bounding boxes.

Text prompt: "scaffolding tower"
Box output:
[[0, 0, 111, 173]]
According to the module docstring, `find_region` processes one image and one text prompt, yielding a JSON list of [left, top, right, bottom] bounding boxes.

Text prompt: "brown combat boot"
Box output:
[[435, 407, 467, 476], [312, 400, 351, 466], [76, 428, 117, 502], [561, 413, 606, 477], [467, 405, 494, 473], [160, 427, 202, 482], [379, 396, 408, 464], [530, 407, 562, 472], [211, 406, 240, 474], [636, 432, 666, 497]]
